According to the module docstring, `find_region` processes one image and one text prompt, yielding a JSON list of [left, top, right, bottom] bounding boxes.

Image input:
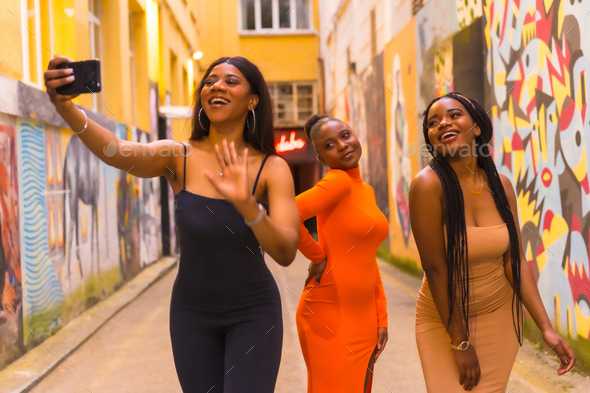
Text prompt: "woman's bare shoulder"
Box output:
[[411, 165, 443, 196]]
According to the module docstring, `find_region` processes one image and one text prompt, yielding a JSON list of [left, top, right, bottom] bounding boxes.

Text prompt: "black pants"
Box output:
[[170, 304, 283, 393]]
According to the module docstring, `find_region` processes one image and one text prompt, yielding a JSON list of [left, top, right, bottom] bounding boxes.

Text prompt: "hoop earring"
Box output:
[[250, 109, 256, 134], [198, 108, 209, 131]]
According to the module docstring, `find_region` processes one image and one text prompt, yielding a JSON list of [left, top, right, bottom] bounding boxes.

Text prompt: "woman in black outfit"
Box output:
[[44, 56, 300, 392]]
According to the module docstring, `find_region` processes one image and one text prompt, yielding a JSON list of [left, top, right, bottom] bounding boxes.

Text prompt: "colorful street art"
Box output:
[[6, 116, 160, 353], [434, 37, 454, 97], [390, 53, 412, 247], [116, 124, 141, 281], [385, 19, 419, 251], [361, 54, 390, 216], [415, 0, 461, 170], [17, 119, 63, 346], [136, 128, 162, 268], [343, 73, 370, 181], [457, 0, 483, 29], [0, 113, 23, 368], [61, 131, 103, 288], [483, 0, 590, 343], [56, 124, 121, 322]]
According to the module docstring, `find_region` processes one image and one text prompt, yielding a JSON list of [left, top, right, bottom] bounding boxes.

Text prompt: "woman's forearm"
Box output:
[[57, 104, 177, 178], [424, 268, 468, 344], [58, 104, 122, 168], [235, 196, 298, 266]]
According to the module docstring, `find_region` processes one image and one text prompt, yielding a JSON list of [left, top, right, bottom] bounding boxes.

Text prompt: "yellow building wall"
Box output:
[[102, 0, 133, 125], [383, 18, 421, 265], [0, 0, 196, 136], [0, 1, 23, 80], [195, 0, 320, 83], [131, 3, 150, 132]]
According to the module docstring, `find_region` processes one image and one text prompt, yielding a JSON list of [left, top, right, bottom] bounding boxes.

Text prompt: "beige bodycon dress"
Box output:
[[415, 223, 520, 392]]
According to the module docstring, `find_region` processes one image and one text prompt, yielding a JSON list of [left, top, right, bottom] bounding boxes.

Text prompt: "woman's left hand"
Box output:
[[542, 329, 576, 375], [204, 139, 250, 206], [374, 327, 388, 363]]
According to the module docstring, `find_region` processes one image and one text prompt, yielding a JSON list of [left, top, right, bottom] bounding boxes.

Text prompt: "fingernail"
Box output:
[[378, 344, 381, 349]]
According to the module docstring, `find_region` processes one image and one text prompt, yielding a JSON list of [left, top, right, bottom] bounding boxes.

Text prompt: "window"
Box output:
[[89, 0, 103, 112], [268, 82, 316, 126], [240, 0, 312, 33], [21, 0, 53, 87]]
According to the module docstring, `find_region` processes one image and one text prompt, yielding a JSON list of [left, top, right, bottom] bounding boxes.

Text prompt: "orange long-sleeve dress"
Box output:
[[295, 166, 389, 392]]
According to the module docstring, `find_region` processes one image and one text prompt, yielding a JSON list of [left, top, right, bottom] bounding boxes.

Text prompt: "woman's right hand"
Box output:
[[452, 346, 481, 390], [44, 55, 79, 114], [304, 258, 327, 287]]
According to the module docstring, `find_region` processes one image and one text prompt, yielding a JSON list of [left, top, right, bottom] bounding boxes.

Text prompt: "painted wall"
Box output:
[[0, 113, 23, 368], [383, 19, 419, 258], [483, 0, 590, 346], [324, 0, 590, 367], [0, 109, 165, 369], [0, 0, 194, 371]]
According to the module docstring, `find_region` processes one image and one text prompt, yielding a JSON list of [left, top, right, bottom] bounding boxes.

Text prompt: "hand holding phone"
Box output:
[[55, 60, 101, 96]]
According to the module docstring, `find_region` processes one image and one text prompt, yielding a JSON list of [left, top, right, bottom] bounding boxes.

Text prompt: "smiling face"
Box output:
[[426, 98, 481, 157], [200, 62, 259, 126], [314, 120, 362, 170]]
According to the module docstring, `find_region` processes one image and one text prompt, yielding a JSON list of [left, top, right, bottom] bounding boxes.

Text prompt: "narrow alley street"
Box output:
[[28, 252, 589, 393]]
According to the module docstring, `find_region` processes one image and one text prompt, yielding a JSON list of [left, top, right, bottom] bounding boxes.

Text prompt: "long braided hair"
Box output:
[[422, 92, 524, 344]]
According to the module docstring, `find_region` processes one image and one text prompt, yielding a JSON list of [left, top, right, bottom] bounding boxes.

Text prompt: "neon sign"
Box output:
[[276, 131, 306, 153]]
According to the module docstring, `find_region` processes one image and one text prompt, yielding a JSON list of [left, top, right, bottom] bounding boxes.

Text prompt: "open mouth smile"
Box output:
[[208, 97, 230, 106], [440, 131, 459, 142]]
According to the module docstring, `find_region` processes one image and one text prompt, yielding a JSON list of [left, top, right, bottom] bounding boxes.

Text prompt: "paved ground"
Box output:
[[28, 252, 590, 392]]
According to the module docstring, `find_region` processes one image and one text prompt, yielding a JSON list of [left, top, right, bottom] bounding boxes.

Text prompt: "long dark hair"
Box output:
[[190, 56, 277, 156], [422, 92, 524, 344]]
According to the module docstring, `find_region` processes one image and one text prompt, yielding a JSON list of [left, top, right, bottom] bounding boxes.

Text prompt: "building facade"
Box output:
[[0, 0, 198, 369], [195, 0, 322, 195], [321, 0, 590, 370]]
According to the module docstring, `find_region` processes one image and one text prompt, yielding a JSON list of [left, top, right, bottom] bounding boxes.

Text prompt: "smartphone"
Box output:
[[56, 60, 101, 95]]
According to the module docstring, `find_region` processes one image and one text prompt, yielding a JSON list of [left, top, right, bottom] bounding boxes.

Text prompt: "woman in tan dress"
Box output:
[[409, 92, 576, 392]]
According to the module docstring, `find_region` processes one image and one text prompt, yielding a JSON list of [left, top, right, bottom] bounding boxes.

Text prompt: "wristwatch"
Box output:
[[450, 340, 470, 351]]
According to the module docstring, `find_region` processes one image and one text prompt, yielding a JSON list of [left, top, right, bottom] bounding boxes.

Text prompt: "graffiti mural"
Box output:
[[57, 124, 120, 320], [15, 119, 122, 348], [17, 119, 63, 346], [344, 73, 370, 181], [434, 37, 454, 97], [391, 55, 413, 247], [0, 113, 23, 368], [415, 0, 461, 170], [136, 128, 162, 268], [456, 0, 482, 29], [116, 124, 141, 281], [361, 54, 390, 216], [385, 19, 419, 250], [483, 0, 590, 342], [62, 132, 102, 288]]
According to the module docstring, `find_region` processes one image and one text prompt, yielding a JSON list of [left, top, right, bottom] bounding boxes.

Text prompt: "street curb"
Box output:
[[0, 256, 178, 393]]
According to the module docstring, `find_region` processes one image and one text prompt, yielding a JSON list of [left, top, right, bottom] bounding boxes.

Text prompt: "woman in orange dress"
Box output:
[[410, 92, 576, 392], [295, 115, 389, 392]]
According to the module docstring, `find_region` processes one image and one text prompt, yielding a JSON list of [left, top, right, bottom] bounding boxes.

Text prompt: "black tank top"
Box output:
[[173, 145, 278, 313]]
